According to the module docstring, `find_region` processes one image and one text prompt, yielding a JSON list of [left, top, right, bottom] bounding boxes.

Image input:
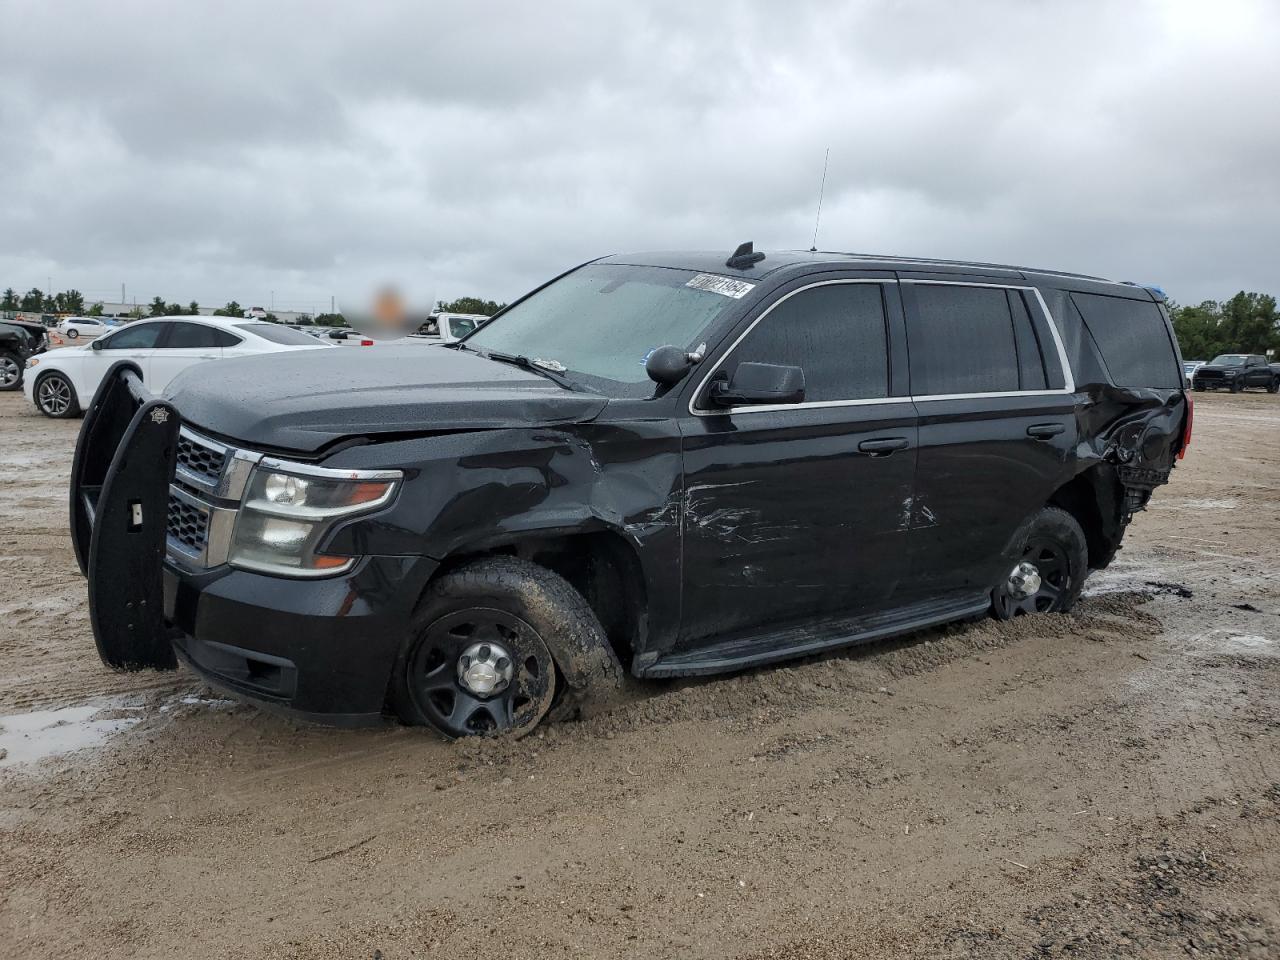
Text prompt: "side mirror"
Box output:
[[90, 339, 103, 351], [710, 362, 805, 406], [646, 344, 700, 385]]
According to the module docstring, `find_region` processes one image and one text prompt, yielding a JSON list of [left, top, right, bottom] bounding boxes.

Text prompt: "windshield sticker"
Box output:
[[686, 274, 756, 299]]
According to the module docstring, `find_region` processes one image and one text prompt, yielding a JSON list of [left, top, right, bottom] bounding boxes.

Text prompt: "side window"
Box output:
[[210, 328, 242, 347], [1071, 293, 1181, 389], [907, 285, 1020, 395], [100, 323, 165, 350], [723, 283, 889, 403], [163, 322, 220, 349]]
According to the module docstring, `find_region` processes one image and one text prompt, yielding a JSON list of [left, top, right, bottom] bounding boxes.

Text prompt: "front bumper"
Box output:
[[165, 555, 435, 724], [70, 363, 437, 725]]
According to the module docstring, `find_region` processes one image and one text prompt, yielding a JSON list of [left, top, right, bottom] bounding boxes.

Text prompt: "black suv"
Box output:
[[1191, 354, 1278, 393], [71, 247, 1190, 737], [0, 318, 48, 391]]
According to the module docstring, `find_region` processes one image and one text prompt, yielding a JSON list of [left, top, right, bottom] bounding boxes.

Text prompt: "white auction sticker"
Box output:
[[685, 273, 756, 299]]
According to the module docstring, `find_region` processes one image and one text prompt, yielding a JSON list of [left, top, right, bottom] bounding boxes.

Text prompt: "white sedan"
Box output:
[[24, 316, 330, 418]]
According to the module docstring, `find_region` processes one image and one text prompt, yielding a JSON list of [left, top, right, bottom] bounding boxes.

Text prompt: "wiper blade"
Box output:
[[483, 351, 581, 391]]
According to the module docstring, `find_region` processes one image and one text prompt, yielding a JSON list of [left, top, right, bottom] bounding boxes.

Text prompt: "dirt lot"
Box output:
[[1, 388, 1278, 960]]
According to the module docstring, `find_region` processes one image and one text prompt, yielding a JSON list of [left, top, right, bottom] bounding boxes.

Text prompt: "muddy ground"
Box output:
[[1, 388, 1278, 960]]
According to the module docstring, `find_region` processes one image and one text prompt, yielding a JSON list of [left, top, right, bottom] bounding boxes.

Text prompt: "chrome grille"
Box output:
[[167, 493, 210, 557], [176, 434, 228, 487]]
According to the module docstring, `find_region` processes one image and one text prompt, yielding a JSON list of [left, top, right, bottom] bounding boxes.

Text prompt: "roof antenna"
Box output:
[[726, 241, 766, 270], [809, 146, 830, 252]]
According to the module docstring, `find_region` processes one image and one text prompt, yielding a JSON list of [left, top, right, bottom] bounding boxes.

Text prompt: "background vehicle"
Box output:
[[0, 322, 39, 391], [25, 315, 328, 418], [1181, 359, 1204, 387], [58, 316, 110, 340], [1191, 354, 1278, 392], [413, 312, 487, 343], [319, 327, 376, 346], [73, 247, 1190, 741]]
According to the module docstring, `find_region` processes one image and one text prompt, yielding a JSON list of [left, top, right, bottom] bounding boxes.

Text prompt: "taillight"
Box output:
[[1178, 395, 1193, 459], [360, 339, 374, 347]]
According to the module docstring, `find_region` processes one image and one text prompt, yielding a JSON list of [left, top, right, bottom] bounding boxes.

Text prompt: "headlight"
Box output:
[[1223, 370, 1237, 377], [26, 357, 39, 368], [228, 459, 401, 577]]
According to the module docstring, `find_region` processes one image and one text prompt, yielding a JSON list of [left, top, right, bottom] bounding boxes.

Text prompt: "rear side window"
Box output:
[[163, 322, 221, 349], [906, 285, 1020, 395], [1071, 293, 1180, 388], [725, 282, 889, 402], [235, 323, 320, 346]]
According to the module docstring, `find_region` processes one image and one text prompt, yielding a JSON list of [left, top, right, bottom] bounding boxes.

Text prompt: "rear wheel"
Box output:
[[65, 328, 79, 339], [0, 351, 22, 391], [393, 557, 623, 738], [35, 372, 80, 418], [1268, 378, 1279, 394], [992, 506, 1088, 619]]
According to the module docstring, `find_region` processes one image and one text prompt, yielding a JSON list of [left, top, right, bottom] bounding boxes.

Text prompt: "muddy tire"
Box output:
[[0, 351, 22, 391], [991, 506, 1088, 619], [1268, 378, 1279, 394], [392, 556, 623, 738], [34, 372, 80, 418], [1230, 379, 1242, 393]]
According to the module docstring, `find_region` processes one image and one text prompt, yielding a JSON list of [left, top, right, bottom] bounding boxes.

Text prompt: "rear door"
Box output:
[[899, 277, 1076, 602], [677, 274, 917, 646], [148, 321, 224, 392]]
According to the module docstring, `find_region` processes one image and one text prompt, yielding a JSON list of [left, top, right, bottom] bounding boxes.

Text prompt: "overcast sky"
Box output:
[[2, 0, 1278, 313]]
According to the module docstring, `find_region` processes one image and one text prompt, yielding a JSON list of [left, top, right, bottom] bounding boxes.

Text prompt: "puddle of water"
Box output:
[[0, 701, 141, 768]]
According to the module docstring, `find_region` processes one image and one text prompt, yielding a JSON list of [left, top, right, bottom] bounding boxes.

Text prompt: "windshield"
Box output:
[[236, 323, 322, 346], [464, 264, 744, 396], [1209, 354, 1246, 366]]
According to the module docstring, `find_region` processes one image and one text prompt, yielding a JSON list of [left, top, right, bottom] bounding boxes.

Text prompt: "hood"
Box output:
[[166, 345, 609, 453]]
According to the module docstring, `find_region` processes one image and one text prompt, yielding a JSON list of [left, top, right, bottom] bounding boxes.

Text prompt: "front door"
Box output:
[[92, 321, 165, 385], [677, 276, 916, 647]]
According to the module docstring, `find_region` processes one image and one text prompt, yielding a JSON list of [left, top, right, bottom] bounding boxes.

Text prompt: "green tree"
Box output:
[[1, 288, 17, 311], [213, 301, 243, 317], [437, 297, 505, 317], [149, 296, 167, 317], [1172, 292, 1280, 359], [60, 289, 85, 314], [86, 302, 105, 317], [188, 301, 200, 315], [164, 302, 184, 315], [313, 313, 346, 327], [21, 288, 44, 311]]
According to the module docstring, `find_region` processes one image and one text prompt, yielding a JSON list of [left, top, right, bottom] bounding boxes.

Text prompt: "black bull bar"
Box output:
[[70, 362, 181, 670]]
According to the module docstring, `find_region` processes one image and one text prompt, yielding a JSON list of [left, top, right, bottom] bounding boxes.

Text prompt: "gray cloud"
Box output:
[[2, 0, 1277, 312]]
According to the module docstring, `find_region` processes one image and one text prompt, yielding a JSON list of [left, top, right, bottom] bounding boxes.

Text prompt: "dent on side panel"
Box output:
[[321, 422, 686, 652]]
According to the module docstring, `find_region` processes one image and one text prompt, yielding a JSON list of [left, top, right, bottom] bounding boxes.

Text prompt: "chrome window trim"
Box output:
[[689, 278, 1077, 417]]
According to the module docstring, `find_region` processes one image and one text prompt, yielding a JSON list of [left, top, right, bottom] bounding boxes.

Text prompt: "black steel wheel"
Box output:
[[405, 608, 556, 737], [992, 506, 1088, 620], [393, 556, 623, 739]]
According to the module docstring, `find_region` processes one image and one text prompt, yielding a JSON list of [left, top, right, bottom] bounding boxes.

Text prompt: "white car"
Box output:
[[58, 316, 112, 340], [23, 316, 330, 418]]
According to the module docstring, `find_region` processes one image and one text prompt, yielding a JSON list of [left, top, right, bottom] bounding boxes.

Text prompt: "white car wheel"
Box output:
[[66, 328, 80, 339], [36, 373, 80, 418]]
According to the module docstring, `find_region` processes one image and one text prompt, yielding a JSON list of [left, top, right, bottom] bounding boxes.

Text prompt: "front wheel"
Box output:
[[65, 328, 79, 340], [0, 351, 22, 391], [1268, 378, 1279, 394], [392, 557, 623, 738], [1230, 379, 1242, 393], [1192, 383, 1205, 392], [992, 506, 1088, 619], [35, 372, 81, 418]]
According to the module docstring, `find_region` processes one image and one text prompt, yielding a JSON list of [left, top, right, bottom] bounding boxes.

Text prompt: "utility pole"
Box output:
[[122, 283, 125, 306], [330, 295, 335, 314]]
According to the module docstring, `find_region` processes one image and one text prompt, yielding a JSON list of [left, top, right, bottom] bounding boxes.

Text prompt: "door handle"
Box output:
[[858, 437, 910, 456], [1027, 423, 1066, 439], [198, 354, 218, 360]]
